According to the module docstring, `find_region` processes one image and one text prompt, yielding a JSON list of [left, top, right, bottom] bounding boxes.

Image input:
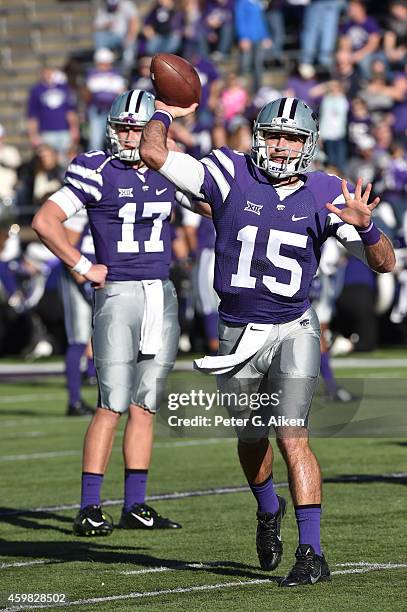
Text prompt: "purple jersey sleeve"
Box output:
[[200, 147, 247, 212], [63, 151, 108, 207]]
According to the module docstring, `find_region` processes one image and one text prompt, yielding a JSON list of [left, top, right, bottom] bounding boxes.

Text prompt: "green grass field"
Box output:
[[0, 353, 406, 611]]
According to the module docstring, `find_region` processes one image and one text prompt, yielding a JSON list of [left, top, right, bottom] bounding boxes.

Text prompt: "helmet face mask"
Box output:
[[106, 89, 155, 163], [251, 98, 319, 179]]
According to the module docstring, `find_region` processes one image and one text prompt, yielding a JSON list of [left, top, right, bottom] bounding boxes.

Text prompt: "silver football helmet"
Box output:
[[106, 89, 155, 163], [251, 97, 319, 179]]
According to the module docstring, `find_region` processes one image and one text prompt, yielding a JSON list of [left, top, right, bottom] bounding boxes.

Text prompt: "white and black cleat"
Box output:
[[119, 503, 182, 529], [279, 544, 330, 586], [73, 505, 113, 537]]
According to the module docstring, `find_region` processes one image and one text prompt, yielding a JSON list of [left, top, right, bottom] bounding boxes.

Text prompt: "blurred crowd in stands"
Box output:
[[0, 0, 406, 359]]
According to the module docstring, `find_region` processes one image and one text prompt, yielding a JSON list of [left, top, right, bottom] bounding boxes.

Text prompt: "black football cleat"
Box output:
[[256, 495, 286, 570], [119, 503, 182, 529], [279, 544, 331, 587], [66, 400, 95, 416], [73, 505, 113, 537]]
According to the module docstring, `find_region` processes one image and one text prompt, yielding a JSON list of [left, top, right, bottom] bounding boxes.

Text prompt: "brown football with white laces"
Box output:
[[150, 53, 201, 108]]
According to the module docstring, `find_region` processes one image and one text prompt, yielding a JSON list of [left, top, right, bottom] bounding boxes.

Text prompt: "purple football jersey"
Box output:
[[198, 148, 353, 324], [61, 152, 177, 281]]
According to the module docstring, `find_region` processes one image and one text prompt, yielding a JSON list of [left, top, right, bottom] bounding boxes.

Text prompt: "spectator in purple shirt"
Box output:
[[142, 0, 183, 56], [84, 48, 126, 151], [283, 64, 323, 111], [339, 0, 381, 78], [380, 142, 407, 208], [201, 0, 234, 60], [348, 96, 372, 155], [180, 0, 206, 57], [184, 51, 223, 128], [26, 65, 79, 164]]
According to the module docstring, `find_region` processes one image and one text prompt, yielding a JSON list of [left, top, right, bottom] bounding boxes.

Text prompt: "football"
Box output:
[[150, 53, 201, 108]]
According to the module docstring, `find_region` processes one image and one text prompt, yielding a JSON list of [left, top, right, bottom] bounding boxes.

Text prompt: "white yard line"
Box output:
[[0, 450, 80, 462], [1, 471, 405, 517], [1, 418, 73, 429], [0, 560, 58, 570], [1, 563, 407, 611], [0, 432, 42, 439], [120, 560, 407, 576], [331, 563, 407, 575], [0, 438, 233, 462], [0, 394, 65, 404], [0, 483, 256, 518], [1, 357, 407, 376]]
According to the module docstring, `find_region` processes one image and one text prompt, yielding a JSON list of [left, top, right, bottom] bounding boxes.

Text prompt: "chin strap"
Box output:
[[95, 155, 115, 174]]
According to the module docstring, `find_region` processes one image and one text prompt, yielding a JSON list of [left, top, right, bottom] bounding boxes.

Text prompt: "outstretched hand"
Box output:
[[326, 178, 380, 229], [155, 100, 198, 120]]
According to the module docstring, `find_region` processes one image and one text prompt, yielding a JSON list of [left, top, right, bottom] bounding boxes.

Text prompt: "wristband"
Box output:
[[72, 255, 92, 276], [357, 221, 381, 246], [151, 110, 173, 131]]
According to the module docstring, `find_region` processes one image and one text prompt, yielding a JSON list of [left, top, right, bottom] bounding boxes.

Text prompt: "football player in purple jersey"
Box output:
[[139, 96, 395, 586], [32, 89, 185, 536]]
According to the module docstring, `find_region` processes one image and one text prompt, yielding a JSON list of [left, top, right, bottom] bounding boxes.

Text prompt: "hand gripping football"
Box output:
[[150, 53, 201, 108]]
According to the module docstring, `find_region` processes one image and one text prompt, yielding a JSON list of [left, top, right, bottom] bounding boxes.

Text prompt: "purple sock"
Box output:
[[65, 343, 86, 405], [86, 357, 96, 378], [295, 505, 322, 555], [249, 474, 279, 514], [320, 352, 337, 395], [124, 469, 148, 511], [81, 472, 103, 509]]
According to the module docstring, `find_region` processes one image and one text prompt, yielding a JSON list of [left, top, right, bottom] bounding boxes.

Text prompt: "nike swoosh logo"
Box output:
[[86, 518, 104, 527], [156, 188, 167, 195], [130, 512, 154, 527], [310, 570, 322, 584], [292, 215, 308, 222], [250, 326, 265, 331]]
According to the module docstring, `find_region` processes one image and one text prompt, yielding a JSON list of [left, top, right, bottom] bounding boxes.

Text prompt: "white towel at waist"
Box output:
[[194, 323, 273, 374], [139, 280, 164, 355]]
